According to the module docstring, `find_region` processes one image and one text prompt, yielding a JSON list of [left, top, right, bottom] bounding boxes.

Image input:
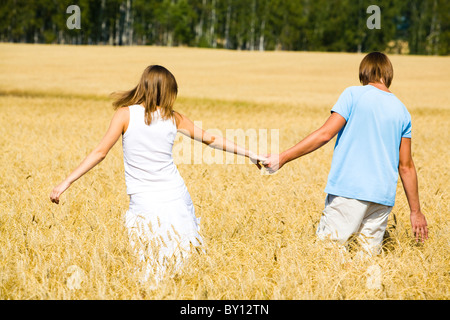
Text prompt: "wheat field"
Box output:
[[0, 43, 449, 300]]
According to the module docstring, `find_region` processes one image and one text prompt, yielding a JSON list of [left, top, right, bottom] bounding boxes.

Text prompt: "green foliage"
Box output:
[[0, 0, 447, 54]]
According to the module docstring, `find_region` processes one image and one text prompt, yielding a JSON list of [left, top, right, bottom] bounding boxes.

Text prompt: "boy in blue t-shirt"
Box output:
[[263, 52, 428, 255]]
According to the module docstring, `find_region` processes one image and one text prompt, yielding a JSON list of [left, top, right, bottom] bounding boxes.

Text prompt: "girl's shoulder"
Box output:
[[172, 110, 185, 128], [114, 107, 130, 133], [116, 106, 131, 117]]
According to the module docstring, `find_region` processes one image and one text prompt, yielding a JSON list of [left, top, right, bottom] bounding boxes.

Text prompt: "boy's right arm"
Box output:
[[398, 137, 428, 242], [263, 112, 346, 173]]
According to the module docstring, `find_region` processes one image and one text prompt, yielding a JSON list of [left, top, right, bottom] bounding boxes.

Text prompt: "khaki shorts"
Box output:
[[316, 194, 392, 255]]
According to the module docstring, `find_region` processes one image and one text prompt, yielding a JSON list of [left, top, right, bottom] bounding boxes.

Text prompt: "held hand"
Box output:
[[50, 180, 71, 204], [249, 152, 268, 170], [410, 211, 428, 243], [262, 154, 283, 174]]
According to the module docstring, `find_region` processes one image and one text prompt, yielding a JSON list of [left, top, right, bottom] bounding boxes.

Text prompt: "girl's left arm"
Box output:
[[50, 108, 129, 204], [174, 111, 265, 166]]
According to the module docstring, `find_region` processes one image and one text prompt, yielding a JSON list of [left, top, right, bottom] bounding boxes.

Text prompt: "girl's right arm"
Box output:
[[174, 111, 264, 166], [50, 107, 129, 204]]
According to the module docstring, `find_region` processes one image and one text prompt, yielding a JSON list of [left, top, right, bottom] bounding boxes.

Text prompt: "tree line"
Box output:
[[0, 0, 448, 55]]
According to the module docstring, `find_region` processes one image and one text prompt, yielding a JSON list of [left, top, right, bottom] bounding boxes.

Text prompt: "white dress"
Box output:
[[122, 105, 203, 284]]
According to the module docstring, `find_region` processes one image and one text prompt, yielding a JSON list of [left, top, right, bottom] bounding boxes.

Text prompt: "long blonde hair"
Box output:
[[112, 65, 178, 125]]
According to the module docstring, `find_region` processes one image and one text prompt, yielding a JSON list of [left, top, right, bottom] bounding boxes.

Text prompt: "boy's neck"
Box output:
[[368, 82, 391, 93]]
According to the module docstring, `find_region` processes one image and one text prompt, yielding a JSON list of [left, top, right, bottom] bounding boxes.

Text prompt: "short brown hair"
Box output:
[[359, 52, 393, 88]]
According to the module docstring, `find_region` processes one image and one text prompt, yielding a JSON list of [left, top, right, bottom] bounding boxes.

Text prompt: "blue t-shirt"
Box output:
[[324, 85, 412, 206]]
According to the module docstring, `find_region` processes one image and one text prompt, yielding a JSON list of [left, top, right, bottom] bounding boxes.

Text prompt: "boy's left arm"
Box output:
[[398, 137, 428, 242]]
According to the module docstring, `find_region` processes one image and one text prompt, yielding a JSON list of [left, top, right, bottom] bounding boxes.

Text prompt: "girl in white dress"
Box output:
[[50, 65, 264, 284]]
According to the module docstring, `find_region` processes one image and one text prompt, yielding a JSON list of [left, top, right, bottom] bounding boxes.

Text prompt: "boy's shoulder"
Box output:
[[347, 85, 410, 117], [343, 84, 376, 95], [339, 85, 373, 100], [343, 85, 406, 105]]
